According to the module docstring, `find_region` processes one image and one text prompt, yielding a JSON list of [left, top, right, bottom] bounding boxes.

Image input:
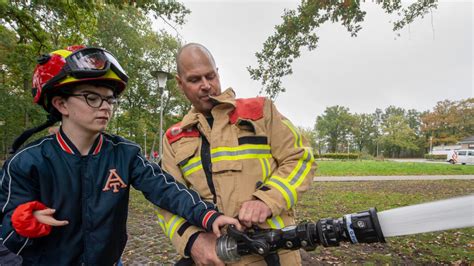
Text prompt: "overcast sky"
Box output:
[[155, 0, 473, 128]]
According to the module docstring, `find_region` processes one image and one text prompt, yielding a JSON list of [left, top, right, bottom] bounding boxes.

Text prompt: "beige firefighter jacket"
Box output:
[[157, 88, 316, 265]]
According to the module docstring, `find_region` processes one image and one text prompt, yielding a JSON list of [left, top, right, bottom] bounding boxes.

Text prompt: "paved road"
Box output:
[[314, 175, 474, 181]]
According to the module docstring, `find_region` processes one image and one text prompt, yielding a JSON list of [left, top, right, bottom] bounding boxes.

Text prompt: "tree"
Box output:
[[0, 1, 189, 156], [379, 114, 419, 157], [421, 98, 474, 146], [248, 0, 438, 99], [351, 113, 377, 153], [315, 105, 353, 153]]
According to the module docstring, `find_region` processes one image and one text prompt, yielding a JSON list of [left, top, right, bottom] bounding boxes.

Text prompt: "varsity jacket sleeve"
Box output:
[[253, 99, 317, 217], [130, 150, 220, 234], [154, 137, 205, 257], [0, 155, 43, 254]]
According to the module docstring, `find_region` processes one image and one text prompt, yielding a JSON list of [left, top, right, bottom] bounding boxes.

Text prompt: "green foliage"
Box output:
[[421, 98, 474, 146], [424, 154, 446, 160], [320, 153, 359, 160], [309, 104, 450, 158], [0, 1, 190, 156], [315, 105, 353, 153], [248, 0, 438, 99]]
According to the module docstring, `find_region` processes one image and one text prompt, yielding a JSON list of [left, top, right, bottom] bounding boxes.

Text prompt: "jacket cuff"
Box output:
[[174, 225, 204, 257], [184, 231, 202, 257], [253, 189, 283, 217], [201, 210, 221, 232], [11, 201, 52, 238]]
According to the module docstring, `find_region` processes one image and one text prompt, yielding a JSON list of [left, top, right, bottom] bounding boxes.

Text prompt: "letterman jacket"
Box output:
[[157, 88, 316, 265], [0, 128, 221, 265]]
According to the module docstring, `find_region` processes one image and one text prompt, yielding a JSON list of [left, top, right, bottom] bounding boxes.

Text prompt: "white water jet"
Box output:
[[377, 194, 474, 237]]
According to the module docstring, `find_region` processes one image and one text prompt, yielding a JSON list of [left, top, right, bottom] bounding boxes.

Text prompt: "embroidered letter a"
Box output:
[[102, 169, 127, 193]]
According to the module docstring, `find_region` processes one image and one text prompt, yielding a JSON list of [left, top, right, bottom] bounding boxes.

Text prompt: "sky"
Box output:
[[154, 0, 473, 128]]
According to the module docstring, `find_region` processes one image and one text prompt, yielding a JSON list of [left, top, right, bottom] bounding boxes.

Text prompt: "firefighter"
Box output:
[[157, 43, 316, 265], [0, 45, 241, 265]]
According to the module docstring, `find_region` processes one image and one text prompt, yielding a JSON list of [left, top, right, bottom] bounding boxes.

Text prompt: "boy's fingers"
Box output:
[[43, 217, 69, 227], [35, 208, 55, 215]]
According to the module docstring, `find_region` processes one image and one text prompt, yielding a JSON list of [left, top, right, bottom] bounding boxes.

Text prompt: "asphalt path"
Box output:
[[314, 175, 474, 181]]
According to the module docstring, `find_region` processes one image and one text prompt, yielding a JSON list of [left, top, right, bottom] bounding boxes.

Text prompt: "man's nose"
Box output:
[[200, 77, 211, 90]]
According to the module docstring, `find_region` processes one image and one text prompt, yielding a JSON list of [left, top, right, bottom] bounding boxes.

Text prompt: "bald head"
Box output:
[[176, 43, 217, 76], [174, 43, 222, 116]]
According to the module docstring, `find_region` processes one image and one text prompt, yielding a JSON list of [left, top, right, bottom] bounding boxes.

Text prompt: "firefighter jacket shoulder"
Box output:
[[0, 128, 220, 265], [158, 88, 316, 264]]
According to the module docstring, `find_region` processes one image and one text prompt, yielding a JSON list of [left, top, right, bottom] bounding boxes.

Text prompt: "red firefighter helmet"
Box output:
[[32, 45, 128, 111]]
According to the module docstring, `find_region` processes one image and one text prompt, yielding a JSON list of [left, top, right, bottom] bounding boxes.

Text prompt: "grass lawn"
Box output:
[[298, 180, 474, 264], [315, 160, 474, 176]]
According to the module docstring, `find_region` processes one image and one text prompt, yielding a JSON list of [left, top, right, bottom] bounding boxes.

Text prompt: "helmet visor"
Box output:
[[66, 48, 128, 82]]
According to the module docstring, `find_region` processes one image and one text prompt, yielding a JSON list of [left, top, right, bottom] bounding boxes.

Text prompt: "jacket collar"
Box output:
[[55, 127, 104, 155], [180, 88, 237, 129]]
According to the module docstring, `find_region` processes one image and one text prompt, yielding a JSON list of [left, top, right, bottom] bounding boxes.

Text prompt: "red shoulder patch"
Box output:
[[229, 97, 265, 124], [166, 122, 200, 144]]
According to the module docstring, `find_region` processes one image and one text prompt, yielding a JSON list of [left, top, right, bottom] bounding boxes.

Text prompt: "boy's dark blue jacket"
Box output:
[[0, 128, 220, 265]]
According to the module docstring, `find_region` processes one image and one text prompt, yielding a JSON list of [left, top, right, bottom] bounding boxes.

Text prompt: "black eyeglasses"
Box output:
[[65, 92, 119, 108]]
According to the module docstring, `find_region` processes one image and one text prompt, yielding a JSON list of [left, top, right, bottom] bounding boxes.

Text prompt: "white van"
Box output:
[[447, 150, 474, 165]]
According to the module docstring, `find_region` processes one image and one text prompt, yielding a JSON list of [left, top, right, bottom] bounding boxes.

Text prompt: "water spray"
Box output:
[[214, 195, 474, 264]]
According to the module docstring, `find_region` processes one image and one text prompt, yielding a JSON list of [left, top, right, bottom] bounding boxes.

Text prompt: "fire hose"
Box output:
[[177, 208, 385, 265]]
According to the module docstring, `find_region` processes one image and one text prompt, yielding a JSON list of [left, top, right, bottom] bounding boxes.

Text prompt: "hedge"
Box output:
[[424, 154, 447, 160], [317, 153, 360, 160]]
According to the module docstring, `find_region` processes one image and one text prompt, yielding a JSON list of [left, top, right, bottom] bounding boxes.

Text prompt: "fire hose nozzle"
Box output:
[[216, 208, 385, 263]]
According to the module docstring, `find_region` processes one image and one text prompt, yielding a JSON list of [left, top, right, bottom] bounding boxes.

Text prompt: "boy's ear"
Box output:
[[51, 96, 68, 116]]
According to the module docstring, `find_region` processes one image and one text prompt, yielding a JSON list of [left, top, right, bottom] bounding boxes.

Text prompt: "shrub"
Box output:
[[424, 154, 446, 160], [320, 153, 359, 160]]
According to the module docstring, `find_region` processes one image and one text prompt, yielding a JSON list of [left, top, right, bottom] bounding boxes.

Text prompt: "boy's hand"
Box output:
[[34, 208, 69, 226], [212, 216, 243, 237]]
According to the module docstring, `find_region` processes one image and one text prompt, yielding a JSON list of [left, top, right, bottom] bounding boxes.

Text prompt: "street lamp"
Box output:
[[151, 70, 170, 161]]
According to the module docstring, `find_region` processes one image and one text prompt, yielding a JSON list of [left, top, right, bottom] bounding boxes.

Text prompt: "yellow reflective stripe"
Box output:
[[266, 176, 297, 209], [282, 120, 315, 188], [212, 144, 271, 153], [289, 148, 314, 187], [212, 153, 272, 162], [156, 213, 167, 235], [181, 156, 203, 177], [294, 148, 314, 187], [168, 215, 186, 240], [266, 216, 284, 229], [211, 144, 272, 162], [282, 120, 303, 148], [156, 213, 186, 240], [263, 158, 271, 182], [259, 158, 266, 181]]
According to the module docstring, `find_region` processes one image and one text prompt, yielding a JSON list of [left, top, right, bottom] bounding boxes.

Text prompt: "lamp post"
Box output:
[[151, 70, 170, 161], [430, 136, 433, 154]]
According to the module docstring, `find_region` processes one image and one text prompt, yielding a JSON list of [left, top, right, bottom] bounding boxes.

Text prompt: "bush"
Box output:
[[424, 154, 446, 160], [359, 152, 375, 160], [319, 153, 359, 160]]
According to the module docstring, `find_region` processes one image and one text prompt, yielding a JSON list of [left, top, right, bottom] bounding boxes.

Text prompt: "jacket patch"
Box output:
[[229, 97, 265, 124], [238, 136, 268, 145], [166, 123, 200, 144], [102, 169, 127, 193]]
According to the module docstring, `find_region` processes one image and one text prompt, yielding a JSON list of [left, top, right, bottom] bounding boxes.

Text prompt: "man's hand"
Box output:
[[238, 200, 272, 228], [34, 208, 69, 226], [190, 232, 224, 266], [212, 215, 242, 237]]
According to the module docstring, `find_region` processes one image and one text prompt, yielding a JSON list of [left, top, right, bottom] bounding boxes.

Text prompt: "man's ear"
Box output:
[[51, 96, 69, 116], [175, 75, 183, 91]]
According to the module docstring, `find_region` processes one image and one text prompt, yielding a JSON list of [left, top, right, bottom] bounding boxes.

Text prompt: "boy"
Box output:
[[0, 46, 240, 265]]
